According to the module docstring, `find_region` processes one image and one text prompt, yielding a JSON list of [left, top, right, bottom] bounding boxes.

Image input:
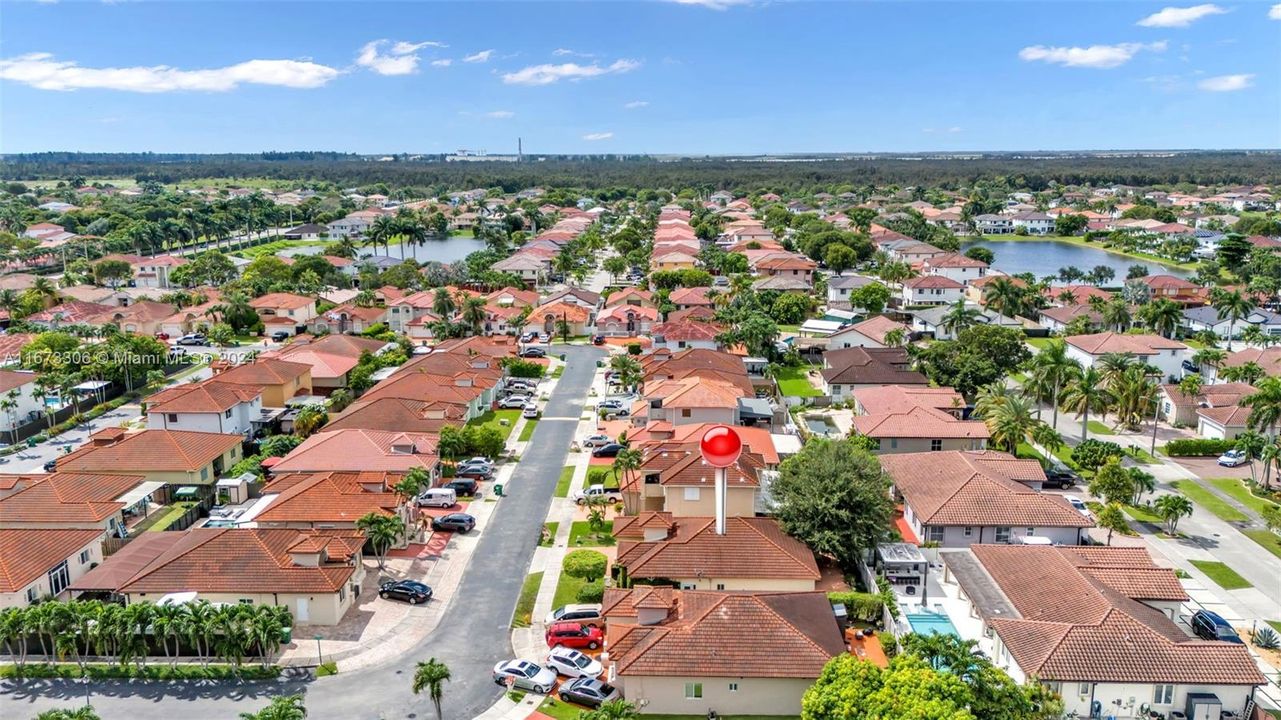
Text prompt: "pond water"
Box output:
[[282, 234, 487, 265], [961, 239, 1191, 280]]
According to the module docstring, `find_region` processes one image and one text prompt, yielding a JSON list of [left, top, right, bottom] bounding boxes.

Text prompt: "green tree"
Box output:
[[1154, 493, 1194, 533], [1070, 439, 1123, 474], [411, 657, 451, 720], [1242, 376, 1281, 439], [1061, 366, 1112, 442], [849, 282, 891, 313], [92, 258, 133, 288], [562, 549, 608, 583], [771, 438, 892, 569], [1088, 460, 1135, 504], [238, 695, 307, 720], [824, 243, 858, 275], [293, 405, 328, 438], [1211, 288, 1255, 351], [802, 654, 975, 720], [940, 300, 980, 336], [580, 699, 640, 720], [356, 512, 406, 571], [36, 709, 102, 720], [1096, 502, 1130, 545]]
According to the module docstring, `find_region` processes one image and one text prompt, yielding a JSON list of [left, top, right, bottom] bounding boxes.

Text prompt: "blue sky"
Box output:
[[2, 1, 1277, 154]]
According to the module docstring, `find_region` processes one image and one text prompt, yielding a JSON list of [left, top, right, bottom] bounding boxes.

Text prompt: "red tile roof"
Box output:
[[0, 528, 103, 592], [58, 430, 242, 474], [0, 369, 39, 394], [1065, 332, 1186, 355], [614, 513, 820, 582], [145, 379, 260, 414], [0, 472, 149, 524], [272, 429, 439, 473], [249, 293, 315, 311], [256, 471, 403, 523], [209, 358, 311, 388]]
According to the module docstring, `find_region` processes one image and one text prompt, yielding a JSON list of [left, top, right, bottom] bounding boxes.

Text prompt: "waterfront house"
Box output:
[[1065, 332, 1188, 380]]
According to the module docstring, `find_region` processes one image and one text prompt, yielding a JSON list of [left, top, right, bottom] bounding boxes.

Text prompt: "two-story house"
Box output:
[[144, 379, 263, 438]]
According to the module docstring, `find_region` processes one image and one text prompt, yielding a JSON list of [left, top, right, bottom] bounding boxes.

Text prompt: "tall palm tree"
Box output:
[[1109, 365, 1159, 432], [1140, 299, 1182, 339], [1212, 288, 1255, 351], [432, 287, 457, 320], [367, 215, 398, 256], [940, 299, 980, 337], [1027, 341, 1079, 431], [982, 277, 1027, 318], [878, 260, 914, 284], [183, 599, 217, 668], [1220, 361, 1265, 384], [1154, 494, 1193, 534], [986, 395, 1037, 452], [612, 447, 643, 513], [412, 657, 452, 720], [1233, 430, 1268, 484], [151, 601, 185, 668], [1100, 298, 1131, 333], [31, 277, 59, 309], [460, 296, 487, 336], [356, 512, 406, 571], [1061, 366, 1112, 442], [1242, 376, 1281, 440]]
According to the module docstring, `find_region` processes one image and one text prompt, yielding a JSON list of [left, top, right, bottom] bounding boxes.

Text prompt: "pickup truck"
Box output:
[[573, 484, 621, 505]]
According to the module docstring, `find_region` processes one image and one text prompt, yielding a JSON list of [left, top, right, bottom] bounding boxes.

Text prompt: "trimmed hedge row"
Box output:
[[826, 591, 886, 623], [1163, 438, 1236, 456], [0, 663, 280, 680]]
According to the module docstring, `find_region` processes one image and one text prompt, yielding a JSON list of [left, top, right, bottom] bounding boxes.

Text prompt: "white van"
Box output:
[[417, 488, 457, 508], [1011, 535, 1054, 546]]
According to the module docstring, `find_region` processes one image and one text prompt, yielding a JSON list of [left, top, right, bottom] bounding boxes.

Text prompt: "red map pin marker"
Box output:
[[700, 425, 742, 468]]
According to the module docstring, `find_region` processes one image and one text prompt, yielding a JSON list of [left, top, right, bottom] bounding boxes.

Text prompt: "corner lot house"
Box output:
[[0, 528, 103, 607], [72, 528, 366, 625], [144, 379, 263, 437], [602, 586, 844, 716], [1065, 332, 1188, 381]]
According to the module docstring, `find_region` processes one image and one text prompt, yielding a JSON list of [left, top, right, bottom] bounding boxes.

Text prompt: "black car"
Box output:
[[592, 335, 605, 346], [1190, 610, 1242, 643], [592, 443, 624, 458], [431, 512, 476, 533], [559, 677, 621, 709], [520, 347, 547, 358], [1043, 469, 1080, 489], [444, 478, 479, 496], [270, 330, 291, 342], [1182, 359, 1199, 373], [379, 579, 433, 605]]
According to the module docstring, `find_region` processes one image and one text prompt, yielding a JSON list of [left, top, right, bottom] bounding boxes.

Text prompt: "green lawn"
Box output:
[[552, 570, 592, 609], [518, 419, 539, 442], [511, 571, 543, 628], [1015, 442, 1047, 465], [133, 502, 196, 533], [551, 366, 564, 379], [568, 520, 615, 547], [1025, 337, 1058, 351], [1121, 503, 1163, 525], [1189, 559, 1252, 590], [1208, 478, 1279, 515], [1172, 480, 1249, 522], [554, 466, 575, 498], [468, 409, 522, 441], [537, 698, 582, 720], [1124, 446, 1159, 465], [540, 522, 559, 547], [775, 366, 822, 398], [1243, 529, 1281, 560], [1086, 420, 1113, 436], [1267, 620, 1281, 634]]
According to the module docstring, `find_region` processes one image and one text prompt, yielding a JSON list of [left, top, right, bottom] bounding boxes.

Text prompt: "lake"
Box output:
[[282, 234, 487, 265], [961, 239, 1191, 280]]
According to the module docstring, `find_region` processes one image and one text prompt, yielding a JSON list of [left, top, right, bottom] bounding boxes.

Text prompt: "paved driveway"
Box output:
[[0, 345, 606, 720]]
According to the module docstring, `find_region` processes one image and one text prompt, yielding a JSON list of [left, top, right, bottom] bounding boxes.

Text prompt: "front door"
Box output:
[[296, 598, 310, 622]]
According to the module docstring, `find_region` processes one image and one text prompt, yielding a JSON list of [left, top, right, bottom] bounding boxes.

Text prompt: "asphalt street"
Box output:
[[0, 344, 605, 720]]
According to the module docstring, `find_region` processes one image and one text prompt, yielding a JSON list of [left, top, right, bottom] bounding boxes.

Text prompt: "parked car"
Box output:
[[712, 275, 730, 287], [154, 332, 170, 340], [457, 457, 493, 471], [431, 512, 476, 533], [544, 647, 602, 678], [417, 488, 458, 508], [270, 330, 290, 342], [506, 379, 536, 392], [1182, 359, 1199, 373], [522, 402, 540, 419], [379, 580, 432, 605], [1218, 449, 1248, 467], [1190, 610, 1242, 643], [538, 333, 550, 344], [559, 677, 621, 709], [544, 604, 603, 627], [444, 478, 479, 496], [43, 459, 57, 473], [573, 484, 621, 505], [1043, 469, 1080, 489], [580, 434, 611, 448], [520, 331, 538, 343], [492, 659, 558, 694], [175, 333, 207, 346], [520, 347, 547, 358], [499, 395, 530, 409], [1064, 495, 1090, 517], [545, 622, 603, 650], [592, 335, 605, 345], [596, 399, 624, 411], [591, 443, 624, 458], [454, 466, 491, 481]]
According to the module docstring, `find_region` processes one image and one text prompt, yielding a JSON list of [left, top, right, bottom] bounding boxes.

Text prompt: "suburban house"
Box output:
[[1064, 333, 1188, 380], [1195, 405, 1251, 441], [144, 379, 263, 437], [490, 254, 547, 285], [820, 347, 929, 400], [1158, 382, 1254, 426], [601, 586, 844, 716], [882, 451, 1092, 546], [526, 300, 593, 338], [208, 358, 312, 407], [0, 472, 155, 537], [270, 429, 440, 476], [310, 304, 388, 335], [826, 315, 909, 350], [1043, 285, 1114, 307], [623, 440, 771, 516], [974, 214, 1014, 234], [252, 471, 409, 531], [900, 275, 965, 306], [0, 528, 104, 607], [966, 274, 1027, 305], [1009, 211, 1054, 235], [282, 224, 328, 240], [249, 293, 318, 331], [91, 301, 179, 337], [650, 320, 722, 352], [1182, 305, 1281, 340], [0, 369, 44, 435], [324, 397, 467, 434], [1039, 305, 1104, 334], [597, 304, 659, 338], [613, 512, 820, 591], [920, 253, 989, 284], [910, 305, 1025, 341], [753, 253, 816, 287], [71, 528, 367, 625], [267, 334, 394, 393], [651, 250, 699, 272], [1142, 275, 1204, 305], [668, 286, 715, 311], [826, 274, 877, 310], [939, 544, 1265, 719], [1208, 347, 1281, 383], [640, 377, 743, 428], [386, 291, 441, 334], [851, 386, 988, 454], [56, 429, 243, 489]]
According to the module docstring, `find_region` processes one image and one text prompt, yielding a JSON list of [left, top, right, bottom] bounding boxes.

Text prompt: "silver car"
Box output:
[[492, 659, 558, 694], [545, 646, 603, 678]]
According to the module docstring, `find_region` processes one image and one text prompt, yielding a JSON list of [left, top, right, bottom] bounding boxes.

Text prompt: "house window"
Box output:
[[681, 409, 691, 418], [994, 527, 1011, 543], [926, 526, 945, 543], [684, 683, 703, 699], [26, 587, 38, 603], [930, 439, 942, 451], [339, 585, 347, 602], [890, 439, 898, 449], [1026, 528, 1035, 536], [79, 550, 91, 564], [47, 561, 70, 596], [715, 583, 725, 590], [963, 526, 973, 537], [238, 599, 254, 605], [1078, 683, 1091, 697], [225, 409, 232, 418], [1153, 684, 1174, 705], [167, 413, 178, 423], [729, 682, 739, 692], [683, 487, 701, 501], [201, 467, 209, 480]]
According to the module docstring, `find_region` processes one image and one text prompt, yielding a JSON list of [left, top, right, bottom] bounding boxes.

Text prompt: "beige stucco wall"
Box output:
[[874, 437, 985, 454], [670, 576, 815, 592], [127, 563, 362, 625], [0, 538, 102, 608], [661, 485, 755, 518], [618, 675, 813, 716]]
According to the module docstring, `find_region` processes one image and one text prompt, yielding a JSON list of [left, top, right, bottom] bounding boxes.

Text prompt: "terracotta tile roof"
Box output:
[[1196, 404, 1252, 428], [1223, 347, 1281, 376], [665, 306, 717, 323], [650, 449, 764, 488], [968, 274, 1026, 289], [853, 405, 991, 441], [529, 300, 591, 323], [614, 513, 820, 582], [852, 385, 964, 415], [821, 347, 928, 386], [1143, 274, 1199, 290], [668, 287, 714, 306], [27, 301, 115, 324], [605, 288, 654, 307], [321, 304, 388, 323], [754, 253, 817, 271], [71, 528, 363, 595], [1160, 382, 1254, 408], [643, 349, 753, 394], [94, 300, 177, 325], [604, 588, 844, 679], [326, 396, 467, 433], [1065, 332, 1186, 355], [650, 319, 722, 343], [597, 304, 659, 323], [58, 430, 242, 474], [903, 275, 964, 289], [962, 544, 1262, 685], [664, 424, 780, 465], [0, 529, 103, 592], [1042, 285, 1113, 304], [256, 471, 403, 523], [645, 377, 743, 410], [834, 315, 909, 345], [271, 429, 439, 473], [145, 379, 260, 414], [1039, 304, 1103, 326], [0, 472, 149, 524], [267, 334, 390, 380], [924, 252, 988, 269], [485, 287, 540, 307], [430, 335, 518, 358], [883, 451, 1089, 527], [0, 369, 39, 394], [0, 333, 36, 363], [249, 293, 315, 311], [209, 358, 311, 388]]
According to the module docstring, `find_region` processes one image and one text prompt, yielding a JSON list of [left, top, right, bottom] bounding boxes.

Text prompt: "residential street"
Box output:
[[0, 345, 606, 720]]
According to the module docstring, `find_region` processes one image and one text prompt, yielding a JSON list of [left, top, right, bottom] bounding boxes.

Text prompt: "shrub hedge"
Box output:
[[1163, 438, 1236, 456], [826, 591, 885, 622]]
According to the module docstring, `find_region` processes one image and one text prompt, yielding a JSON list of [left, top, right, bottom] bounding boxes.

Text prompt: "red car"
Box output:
[[545, 622, 603, 650]]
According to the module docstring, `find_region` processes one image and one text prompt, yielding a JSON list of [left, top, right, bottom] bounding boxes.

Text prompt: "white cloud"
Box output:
[[1018, 41, 1167, 69], [502, 59, 640, 86], [553, 48, 595, 58], [356, 39, 445, 75], [1270, 4, 1281, 19], [485, 110, 515, 118], [463, 49, 495, 63], [666, 0, 751, 9], [431, 59, 452, 67], [624, 100, 649, 109], [1137, 4, 1226, 27], [1197, 73, 1254, 91], [582, 132, 613, 141], [0, 52, 340, 92]]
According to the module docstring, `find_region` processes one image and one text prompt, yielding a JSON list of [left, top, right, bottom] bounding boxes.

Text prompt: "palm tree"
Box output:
[[356, 512, 406, 571], [1154, 494, 1193, 534], [460, 296, 487, 336], [1140, 299, 1182, 339], [982, 277, 1028, 318], [612, 447, 643, 513], [293, 405, 328, 438], [249, 605, 285, 669], [184, 599, 217, 668], [1211, 288, 1255, 351], [239, 695, 307, 720], [878, 260, 914, 284], [31, 277, 59, 309], [940, 300, 980, 337], [1061, 366, 1112, 442], [1234, 430, 1268, 484], [1242, 376, 1281, 439], [608, 355, 643, 393], [973, 383, 1014, 420], [581, 699, 641, 720], [882, 327, 907, 348], [0, 389, 19, 445], [432, 287, 457, 320], [367, 215, 398, 256], [1027, 341, 1079, 431], [151, 601, 185, 668], [412, 657, 452, 720], [1260, 440, 1281, 490], [1030, 422, 1063, 456], [986, 395, 1037, 452], [1220, 361, 1265, 384], [1100, 298, 1131, 333], [1109, 365, 1159, 432]]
